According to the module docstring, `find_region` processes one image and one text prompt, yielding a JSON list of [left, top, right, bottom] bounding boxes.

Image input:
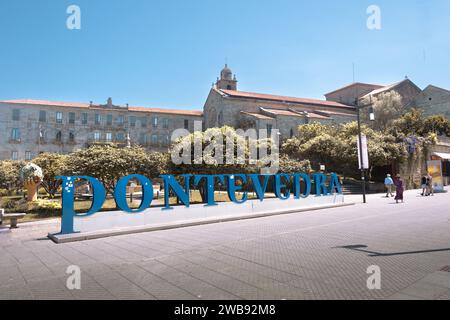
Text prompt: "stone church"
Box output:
[[203, 65, 357, 139]]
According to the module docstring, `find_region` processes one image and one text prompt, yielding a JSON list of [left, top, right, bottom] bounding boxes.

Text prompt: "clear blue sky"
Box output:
[[0, 0, 449, 110]]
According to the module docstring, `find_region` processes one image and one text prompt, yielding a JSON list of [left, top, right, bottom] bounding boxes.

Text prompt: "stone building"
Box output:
[[407, 85, 450, 119], [4, 64, 449, 163], [0, 98, 203, 160], [203, 65, 357, 139], [325, 78, 422, 107]]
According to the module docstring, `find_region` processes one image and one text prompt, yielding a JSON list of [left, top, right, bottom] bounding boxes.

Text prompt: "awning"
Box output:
[[432, 152, 450, 160]]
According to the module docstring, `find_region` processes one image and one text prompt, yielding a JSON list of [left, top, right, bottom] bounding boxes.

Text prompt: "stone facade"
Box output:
[[4, 65, 449, 161], [325, 79, 422, 107], [325, 82, 384, 106], [0, 99, 203, 160], [408, 85, 450, 119], [204, 66, 357, 140]]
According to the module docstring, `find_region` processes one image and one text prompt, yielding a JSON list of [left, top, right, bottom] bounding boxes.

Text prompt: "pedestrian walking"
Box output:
[[394, 174, 404, 203], [421, 174, 428, 196], [384, 174, 394, 197]]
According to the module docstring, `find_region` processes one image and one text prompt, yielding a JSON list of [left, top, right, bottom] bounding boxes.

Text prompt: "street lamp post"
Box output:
[[356, 97, 374, 204], [356, 106, 367, 204]]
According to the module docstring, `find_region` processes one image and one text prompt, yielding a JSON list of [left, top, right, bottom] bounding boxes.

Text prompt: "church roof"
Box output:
[[260, 108, 305, 117], [240, 111, 274, 120], [0, 99, 203, 116], [361, 79, 422, 99], [324, 82, 384, 96], [421, 84, 450, 94], [219, 89, 355, 109]]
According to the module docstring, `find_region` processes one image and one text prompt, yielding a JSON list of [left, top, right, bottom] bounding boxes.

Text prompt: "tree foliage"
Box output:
[[282, 122, 407, 178], [66, 145, 168, 194], [390, 109, 450, 138], [361, 91, 403, 131], [32, 153, 69, 197], [169, 126, 278, 202], [0, 160, 26, 190]]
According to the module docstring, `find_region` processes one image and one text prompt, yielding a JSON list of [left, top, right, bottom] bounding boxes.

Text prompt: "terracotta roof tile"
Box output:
[[306, 112, 332, 119], [260, 108, 305, 117], [240, 111, 274, 120], [220, 89, 354, 109], [0, 99, 203, 117], [324, 82, 384, 96]]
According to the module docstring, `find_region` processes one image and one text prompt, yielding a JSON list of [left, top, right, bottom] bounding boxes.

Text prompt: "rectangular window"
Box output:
[[129, 116, 136, 127], [12, 109, 20, 121], [106, 132, 112, 142], [117, 115, 124, 125], [94, 132, 101, 141], [151, 134, 158, 145], [81, 113, 88, 125], [39, 110, 47, 122], [139, 133, 146, 145], [56, 112, 63, 124], [163, 118, 169, 129], [106, 114, 113, 126], [68, 112, 76, 124], [141, 117, 147, 128], [25, 151, 32, 161], [11, 151, 18, 160], [11, 128, 20, 141], [116, 132, 125, 141], [163, 135, 170, 146], [95, 114, 102, 125], [152, 117, 158, 128], [184, 119, 189, 130]]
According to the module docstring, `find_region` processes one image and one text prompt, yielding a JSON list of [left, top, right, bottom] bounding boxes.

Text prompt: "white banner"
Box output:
[[357, 134, 369, 169]]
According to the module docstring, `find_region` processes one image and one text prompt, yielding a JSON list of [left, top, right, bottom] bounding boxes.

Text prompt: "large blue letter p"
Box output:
[[58, 176, 106, 235]]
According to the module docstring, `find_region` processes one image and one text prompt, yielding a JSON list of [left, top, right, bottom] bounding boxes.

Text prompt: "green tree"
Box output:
[[282, 122, 407, 179], [0, 160, 26, 191], [361, 91, 403, 131], [32, 153, 69, 198], [169, 126, 277, 202], [67, 145, 168, 194]]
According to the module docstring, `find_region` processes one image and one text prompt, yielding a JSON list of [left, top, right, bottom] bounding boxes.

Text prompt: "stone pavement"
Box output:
[[0, 188, 449, 300]]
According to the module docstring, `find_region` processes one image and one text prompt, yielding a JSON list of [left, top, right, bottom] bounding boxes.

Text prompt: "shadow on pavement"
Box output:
[[334, 244, 450, 257]]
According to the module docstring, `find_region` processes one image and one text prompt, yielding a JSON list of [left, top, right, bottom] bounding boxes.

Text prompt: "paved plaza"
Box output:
[[1, 189, 449, 300]]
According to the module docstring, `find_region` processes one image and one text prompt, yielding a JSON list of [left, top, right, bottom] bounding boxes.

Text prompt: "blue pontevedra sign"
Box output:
[[57, 173, 342, 235]]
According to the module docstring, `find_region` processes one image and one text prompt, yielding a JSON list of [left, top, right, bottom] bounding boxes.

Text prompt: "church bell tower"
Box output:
[[216, 64, 237, 90]]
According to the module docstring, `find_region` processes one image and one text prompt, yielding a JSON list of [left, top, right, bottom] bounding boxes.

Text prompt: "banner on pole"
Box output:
[[357, 134, 369, 170]]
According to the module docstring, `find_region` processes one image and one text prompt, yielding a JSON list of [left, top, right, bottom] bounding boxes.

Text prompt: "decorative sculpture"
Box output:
[[20, 163, 44, 202]]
